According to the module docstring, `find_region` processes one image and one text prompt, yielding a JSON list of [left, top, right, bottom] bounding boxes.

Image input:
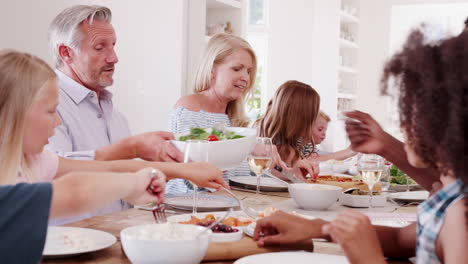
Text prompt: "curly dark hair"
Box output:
[[381, 26, 467, 222]]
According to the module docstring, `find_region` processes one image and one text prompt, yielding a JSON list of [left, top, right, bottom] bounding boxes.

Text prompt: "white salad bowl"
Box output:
[[121, 223, 212, 264], [171, 127, 257, 170]]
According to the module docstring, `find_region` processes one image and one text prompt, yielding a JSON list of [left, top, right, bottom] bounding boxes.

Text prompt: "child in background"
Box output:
[[256, 80, 320, 179], [309, 111, 356, 161]]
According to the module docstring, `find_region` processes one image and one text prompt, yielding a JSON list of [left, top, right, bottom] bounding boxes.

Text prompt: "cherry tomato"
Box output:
[[207, 135, 219, 141]]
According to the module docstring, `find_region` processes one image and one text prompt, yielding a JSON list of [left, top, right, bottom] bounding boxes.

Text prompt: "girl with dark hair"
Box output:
[[253, 25, 467, 264]]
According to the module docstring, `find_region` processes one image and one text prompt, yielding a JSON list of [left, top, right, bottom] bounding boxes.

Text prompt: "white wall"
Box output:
[[266, 0, 314, 99], [0, 0, 187, 134], [355, 0, 392, 129], [357, 0, 468, 134]]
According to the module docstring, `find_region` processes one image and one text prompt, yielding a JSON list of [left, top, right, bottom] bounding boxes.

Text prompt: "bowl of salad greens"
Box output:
[[389, 165, 420, 191], [171, 127, 257, 170]]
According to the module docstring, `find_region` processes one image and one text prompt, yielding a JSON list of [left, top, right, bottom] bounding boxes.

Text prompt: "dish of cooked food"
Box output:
[[306, 175, 382, 191], [178, 127, 245, 141], [178, 214, 253, 227]]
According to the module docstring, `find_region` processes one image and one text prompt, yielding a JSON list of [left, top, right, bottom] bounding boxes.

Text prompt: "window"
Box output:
[[246, 0, 269, 121]]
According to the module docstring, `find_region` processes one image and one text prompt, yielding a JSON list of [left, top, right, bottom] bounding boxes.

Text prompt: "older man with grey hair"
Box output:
[[46, 5, 186, 223]]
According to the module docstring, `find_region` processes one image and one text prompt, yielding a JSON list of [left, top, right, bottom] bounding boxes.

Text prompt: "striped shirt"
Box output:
[[46, 70, 131, 225], [416, 179, 465, 264], [168, 107, 252, 193]]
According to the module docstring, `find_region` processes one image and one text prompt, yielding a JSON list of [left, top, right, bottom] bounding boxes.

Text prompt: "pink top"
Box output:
[[17, 150, 59, 183]]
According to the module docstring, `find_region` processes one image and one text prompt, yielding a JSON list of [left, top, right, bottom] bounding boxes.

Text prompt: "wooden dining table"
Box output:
[[42, 189, 417, 264]]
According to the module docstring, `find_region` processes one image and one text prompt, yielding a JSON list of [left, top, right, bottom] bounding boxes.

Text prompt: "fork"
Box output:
[[152, 203, 167, 223], [221, 187, 259, 219]]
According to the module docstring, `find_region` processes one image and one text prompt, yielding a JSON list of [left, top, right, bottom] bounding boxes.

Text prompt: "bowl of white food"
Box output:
[[121, 223, 212, 264], [288, 183, 341, 210], [171, 127, 257, 170]]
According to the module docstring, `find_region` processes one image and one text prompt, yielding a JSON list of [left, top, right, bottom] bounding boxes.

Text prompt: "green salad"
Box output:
[[389, 164, 416, 185], [178, 127, 245, 142]]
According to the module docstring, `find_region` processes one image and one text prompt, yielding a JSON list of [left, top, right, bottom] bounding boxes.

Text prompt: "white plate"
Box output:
[[339, 193, 387, 208], [388, 191, 429, 202], [234, 252, 349, 264], [43, 226, 116, 258], [165, 194, 238, 211], [229, 176, 288, 192], [389, 184, 421, 192]]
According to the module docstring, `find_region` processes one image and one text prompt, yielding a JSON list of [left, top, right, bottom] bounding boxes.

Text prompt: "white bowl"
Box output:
[[171, 127, 257, 170], [288, 183, 341, 210], [121, 223, 211, 264], [339, 192, 387, 208], [212, 228, 243, 243]]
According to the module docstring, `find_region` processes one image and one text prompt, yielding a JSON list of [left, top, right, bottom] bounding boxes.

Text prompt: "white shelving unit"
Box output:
[[206, 0, 245, 38], [186, 0, 246, 95], [337, 0, 360, 116]]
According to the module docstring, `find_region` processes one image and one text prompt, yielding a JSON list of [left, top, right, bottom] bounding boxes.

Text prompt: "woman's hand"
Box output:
[[345, 111, 389, 156], [181, 162, 229, 190], [253, 211, 322, 247], [124, 167, 166, 205], [322, 210, 386, 264]]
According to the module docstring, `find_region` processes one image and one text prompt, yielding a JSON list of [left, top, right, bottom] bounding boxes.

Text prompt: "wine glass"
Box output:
[[247, 137, 273, 195], [184, 140, 209, 215], [357, 154, 384, 209]]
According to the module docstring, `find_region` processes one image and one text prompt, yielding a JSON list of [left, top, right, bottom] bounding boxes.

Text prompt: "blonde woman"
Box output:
[[256, 80, 320, 179], [0, 50, 228, 223], [171, 33, 256, 132], [168, 34, 257, 191]]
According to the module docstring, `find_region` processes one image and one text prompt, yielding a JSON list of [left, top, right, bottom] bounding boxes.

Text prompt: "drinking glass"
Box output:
[[380, 163, 391, 191], [184, 140, 209, 215], [247, 137, 273, 194], [357, 154, 384, 209]]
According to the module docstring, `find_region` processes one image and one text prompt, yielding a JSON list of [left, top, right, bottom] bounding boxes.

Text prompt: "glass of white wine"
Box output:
[[357, 153, 384, 209], [247, 137, 273, 195], [184, 140, 209, 215]]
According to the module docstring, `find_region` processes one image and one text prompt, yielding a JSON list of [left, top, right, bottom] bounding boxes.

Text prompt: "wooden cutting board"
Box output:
[[203, 235, 314, 261]]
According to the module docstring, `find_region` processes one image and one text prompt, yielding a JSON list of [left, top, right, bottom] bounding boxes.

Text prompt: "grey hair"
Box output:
[[48, 5, 112, 68]]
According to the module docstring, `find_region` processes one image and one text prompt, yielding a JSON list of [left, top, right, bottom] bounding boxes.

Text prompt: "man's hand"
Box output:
[[253, 211, 322, 247], [322, 210, 386, 264], [132, 131, 184, 162], [345, 111, 389, 156]]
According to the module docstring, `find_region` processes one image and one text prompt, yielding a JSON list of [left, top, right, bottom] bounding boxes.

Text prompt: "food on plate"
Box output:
[[348, 189, 381, 196], [126, 223, 199, 240], [257, 207, 302, 218], [196, 221, 239, 233], [178, 127, 245, 141], [306, 175, 382, 191], [60, 230, 94, 249], [179, 214, 253, 227], [389, 165, 416, 185]]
